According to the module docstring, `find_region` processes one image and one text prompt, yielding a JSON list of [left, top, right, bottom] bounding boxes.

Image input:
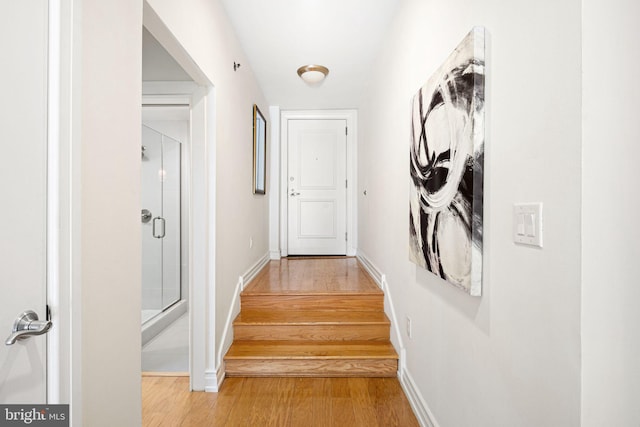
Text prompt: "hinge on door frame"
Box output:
[[345, 126, 348, 136], [345, 232, 348, 241], [345, 180, 348, 189]]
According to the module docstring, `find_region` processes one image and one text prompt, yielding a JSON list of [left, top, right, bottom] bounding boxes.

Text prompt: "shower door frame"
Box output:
[[141, 121, 186, 323]]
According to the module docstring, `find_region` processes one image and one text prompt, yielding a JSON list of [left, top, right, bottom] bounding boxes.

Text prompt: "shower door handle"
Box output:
[[153, 216, 166, 239]]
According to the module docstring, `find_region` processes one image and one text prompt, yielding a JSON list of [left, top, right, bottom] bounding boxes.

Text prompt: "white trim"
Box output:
[[47, 0, 79, 411], [213, 252, 270, 388], [204, 361, 226, 393], [215, 278, 242, 377], [270, 250, 281, 260], [188, 86, 213, 392], [204, 370, 219, 393], [268, 106, 281, 258], [356, 251, 436, 427], [140, 4, 217, 390], [47, 0, 62, 404], [279, 110, 358, 257], [356, 250, 383, 288], [356, 250, 405, 358], [240, 253, 271, 290], [205, 88, 217, 394], [142, 81, 199, 97], [399, 368, 439, 427]]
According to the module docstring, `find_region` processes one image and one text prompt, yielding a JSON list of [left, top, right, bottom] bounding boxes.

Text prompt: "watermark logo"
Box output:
[[0, 405, 68, 426]]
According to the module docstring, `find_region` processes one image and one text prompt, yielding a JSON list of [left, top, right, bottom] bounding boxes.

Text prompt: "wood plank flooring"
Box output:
[[243, 257, 381, 294], [224, 258, 398, 377], [142, 376, 420, 427]]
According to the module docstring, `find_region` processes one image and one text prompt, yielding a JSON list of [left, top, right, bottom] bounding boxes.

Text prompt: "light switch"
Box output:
[[524, 213, 535, 237], [513, 203, 543, 247], [517, 214, 525, 235]]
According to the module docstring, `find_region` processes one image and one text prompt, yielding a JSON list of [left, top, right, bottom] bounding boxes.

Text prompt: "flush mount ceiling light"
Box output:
[[297, 64, 329, 84]]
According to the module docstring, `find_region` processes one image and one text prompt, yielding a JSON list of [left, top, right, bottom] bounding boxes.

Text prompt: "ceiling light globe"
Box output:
[[301, 70, 326, 84], [297, 65, 329, 84]]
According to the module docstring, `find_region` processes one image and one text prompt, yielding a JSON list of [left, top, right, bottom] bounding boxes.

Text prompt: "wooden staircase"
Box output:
[[224, 258, 398, 377]]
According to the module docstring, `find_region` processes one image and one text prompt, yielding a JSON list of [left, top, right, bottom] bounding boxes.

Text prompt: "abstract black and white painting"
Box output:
[[409, 27, 485, 296]]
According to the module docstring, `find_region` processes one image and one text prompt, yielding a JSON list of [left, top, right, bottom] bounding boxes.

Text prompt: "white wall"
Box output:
[[358, 0, 582, 425], [142, 28, 192, 81], [582, 0, 640, 424], [80, 0, 142, 425], [144, 0, 270, 381]]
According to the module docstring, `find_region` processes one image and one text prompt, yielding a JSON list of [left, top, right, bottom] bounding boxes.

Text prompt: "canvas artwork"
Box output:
[[409, 27, 485, 296]]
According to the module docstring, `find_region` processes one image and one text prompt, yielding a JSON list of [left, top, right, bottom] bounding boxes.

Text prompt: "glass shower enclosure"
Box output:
[[141, 125, 181, 324]]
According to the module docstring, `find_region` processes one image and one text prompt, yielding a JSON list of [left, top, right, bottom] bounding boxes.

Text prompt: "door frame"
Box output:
[[143, 0, 216, 391], [279, 110, 358, 257], [48, 0, 75, 408]]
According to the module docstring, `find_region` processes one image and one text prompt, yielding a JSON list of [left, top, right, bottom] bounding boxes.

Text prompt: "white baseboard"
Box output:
[[241, 253, 271, 290], [204, 370, 218, 392], [214, 252, 271, 385], [270, 250, 281, 260], [204, 365, 225, 393], [356, 250, 436, 427], [215, 279, 242, 372], [400, 368, 439, 427], [356, 249, 383, 288], [356, 251, 404, 359]]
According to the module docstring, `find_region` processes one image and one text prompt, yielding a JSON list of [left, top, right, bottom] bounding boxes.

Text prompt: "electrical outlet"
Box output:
[[406, 316, 412, 339]]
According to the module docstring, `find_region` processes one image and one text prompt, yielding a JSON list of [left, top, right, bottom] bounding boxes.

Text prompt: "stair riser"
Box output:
[[233, 324, 390, 341], [241, 295, 384, 312], [225, 359, 397, 378]]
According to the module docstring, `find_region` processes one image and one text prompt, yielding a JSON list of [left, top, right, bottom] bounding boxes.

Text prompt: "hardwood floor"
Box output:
[[243, 257, 381, 294], [142, 376, 419, 426], [142, 258, 417, 425], [224, 258, 398, 377]]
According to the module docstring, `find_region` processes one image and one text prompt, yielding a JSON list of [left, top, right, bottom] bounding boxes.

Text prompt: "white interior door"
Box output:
[[0, 0, 50, 403], [287, 119, 347, 255]]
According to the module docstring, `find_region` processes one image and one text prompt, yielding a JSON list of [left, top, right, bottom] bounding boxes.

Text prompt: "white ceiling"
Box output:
[[220, 0, 400, 110]]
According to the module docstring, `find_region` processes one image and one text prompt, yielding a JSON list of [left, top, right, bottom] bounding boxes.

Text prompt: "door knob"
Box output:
[[141, 209, 152, 223], [5, 310, 52, 345], [289, 189, 300, 197]]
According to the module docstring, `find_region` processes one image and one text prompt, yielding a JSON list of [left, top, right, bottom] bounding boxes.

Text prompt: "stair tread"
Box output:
[[234, 310, 390, 325], [240, 293, 384, 312], [242, 290, 383, 296], [224, 340, 398, 360]]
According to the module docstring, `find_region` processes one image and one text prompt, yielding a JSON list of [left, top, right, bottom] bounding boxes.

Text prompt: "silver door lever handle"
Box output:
[[5, 310, 52, 346], [289, 190, 300, 196]]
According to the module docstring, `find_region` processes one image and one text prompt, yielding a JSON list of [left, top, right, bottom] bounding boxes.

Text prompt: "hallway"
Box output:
[[4, 0, 634, 424]]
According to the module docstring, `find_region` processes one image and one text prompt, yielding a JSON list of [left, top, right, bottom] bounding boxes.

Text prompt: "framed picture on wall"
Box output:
[[253, 104, 267, 194], [409, 26, 486, 296]]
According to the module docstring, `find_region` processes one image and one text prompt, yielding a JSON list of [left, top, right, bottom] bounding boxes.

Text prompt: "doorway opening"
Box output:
[[141, 7, 216, 388], [140, 106, 190, 374]]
